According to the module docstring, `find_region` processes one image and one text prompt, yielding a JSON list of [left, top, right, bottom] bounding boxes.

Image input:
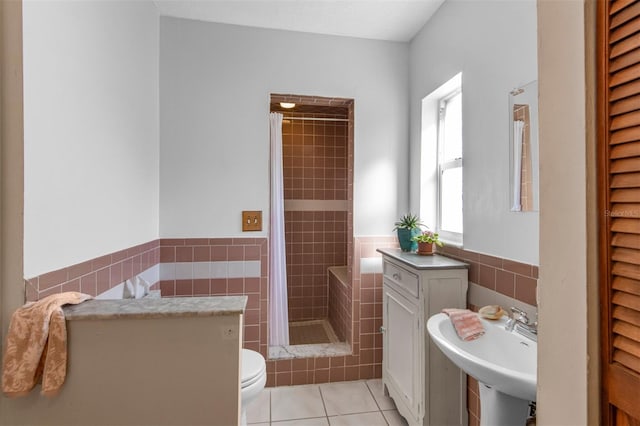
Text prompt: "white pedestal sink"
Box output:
[[427, 313, 536, 426]]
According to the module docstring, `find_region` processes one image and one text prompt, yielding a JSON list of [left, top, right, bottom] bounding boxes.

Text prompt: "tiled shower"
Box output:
[[272, 95, 352, 346]]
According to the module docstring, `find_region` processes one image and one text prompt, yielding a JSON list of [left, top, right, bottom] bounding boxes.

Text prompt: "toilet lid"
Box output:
[[241, 349, 266, 387]]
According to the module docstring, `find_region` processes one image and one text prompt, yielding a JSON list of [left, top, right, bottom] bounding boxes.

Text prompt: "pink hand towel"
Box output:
[[2, 292, 92, 397], [442, 308, 485, 341]]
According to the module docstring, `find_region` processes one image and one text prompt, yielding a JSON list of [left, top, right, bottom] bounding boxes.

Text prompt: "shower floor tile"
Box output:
[[289, 320, 339, 345]]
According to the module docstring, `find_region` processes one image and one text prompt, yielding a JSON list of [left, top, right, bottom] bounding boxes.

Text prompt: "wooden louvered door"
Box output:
[[599, 1, 640, 425]]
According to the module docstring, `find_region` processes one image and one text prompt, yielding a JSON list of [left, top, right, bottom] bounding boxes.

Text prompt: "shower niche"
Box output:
[[269, 94, 354, 355]]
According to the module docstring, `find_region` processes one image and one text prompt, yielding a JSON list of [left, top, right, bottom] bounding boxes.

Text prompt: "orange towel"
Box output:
[[442, 308, 485, 341], [2, 292, 92, 397]]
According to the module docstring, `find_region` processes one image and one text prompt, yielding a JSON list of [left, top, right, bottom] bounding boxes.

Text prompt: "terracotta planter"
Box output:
[[417, 241, 434, 255]]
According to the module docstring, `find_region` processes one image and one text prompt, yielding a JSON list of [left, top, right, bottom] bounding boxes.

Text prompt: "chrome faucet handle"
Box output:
[[509, 307, 529, 325]]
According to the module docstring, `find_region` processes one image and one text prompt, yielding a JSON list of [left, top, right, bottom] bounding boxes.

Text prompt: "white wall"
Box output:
[[23, 0, 160, 277], [160, 18, 409, 238], [537, 0, 591, 422], [409, 0, 538, 264]]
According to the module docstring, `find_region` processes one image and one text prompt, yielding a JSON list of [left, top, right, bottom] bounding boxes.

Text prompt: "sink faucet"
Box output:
[[506, 307, 537, 341], [505, 307, 528, 331]]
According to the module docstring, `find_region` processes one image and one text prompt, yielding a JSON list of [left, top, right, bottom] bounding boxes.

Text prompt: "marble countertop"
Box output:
[[64, 295, 247, 321], [376, 248, 468, 270]]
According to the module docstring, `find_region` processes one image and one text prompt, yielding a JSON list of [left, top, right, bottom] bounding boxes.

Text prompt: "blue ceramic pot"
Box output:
[[397, 228, 421, 252]]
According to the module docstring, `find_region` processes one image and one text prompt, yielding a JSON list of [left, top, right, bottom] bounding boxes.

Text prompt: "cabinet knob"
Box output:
[[392, 273, 401, 281], [379, 326, 386, 333]]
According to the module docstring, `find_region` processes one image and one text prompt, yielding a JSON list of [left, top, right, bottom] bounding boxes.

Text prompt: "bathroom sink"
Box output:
[[427, 312, 536, 402]]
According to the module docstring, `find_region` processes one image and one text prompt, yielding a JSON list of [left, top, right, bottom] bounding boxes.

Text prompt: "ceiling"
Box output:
[[153, 0, 447, 42]]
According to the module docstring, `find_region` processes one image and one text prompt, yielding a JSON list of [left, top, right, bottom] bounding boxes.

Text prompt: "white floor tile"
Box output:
[[320, 381, 379, 416], [365, 379, 396, 411], [271, 384, 326, 422], [273, 417, 329, 425], [328, 411, 388, 426], [382, 410, 409, 426], [247, 388, 271, 424]]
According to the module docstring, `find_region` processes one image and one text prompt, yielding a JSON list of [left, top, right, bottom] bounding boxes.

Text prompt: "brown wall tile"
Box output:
[[495, 269, 516, 298]]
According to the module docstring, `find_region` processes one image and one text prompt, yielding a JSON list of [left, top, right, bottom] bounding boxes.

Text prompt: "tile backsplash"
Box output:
[[25, 240, 160, 302]]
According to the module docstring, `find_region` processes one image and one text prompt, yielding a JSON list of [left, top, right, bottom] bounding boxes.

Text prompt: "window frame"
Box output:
[[436, 88, 463, 245]]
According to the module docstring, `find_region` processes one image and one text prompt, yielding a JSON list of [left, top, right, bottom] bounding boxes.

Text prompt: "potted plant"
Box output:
[[412, 231, 444, 255], [393, 213, 424, 252]]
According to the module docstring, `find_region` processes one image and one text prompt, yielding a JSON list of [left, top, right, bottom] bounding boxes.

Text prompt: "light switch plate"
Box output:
[[242, 211, 262, 232]]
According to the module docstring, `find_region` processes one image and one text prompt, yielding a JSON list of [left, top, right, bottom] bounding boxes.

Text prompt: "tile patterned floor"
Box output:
[[247, 379, 409, 426]]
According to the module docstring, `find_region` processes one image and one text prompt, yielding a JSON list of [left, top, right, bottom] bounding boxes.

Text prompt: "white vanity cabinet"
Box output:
[[378, 249, 468, 426]]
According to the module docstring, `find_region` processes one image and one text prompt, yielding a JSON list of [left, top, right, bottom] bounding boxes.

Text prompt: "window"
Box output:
[[437, 89, 463, 244], [419, 72, 462, 245]]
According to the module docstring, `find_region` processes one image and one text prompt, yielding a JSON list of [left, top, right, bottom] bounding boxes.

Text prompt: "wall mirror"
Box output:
[[509, 80, 539, 212]]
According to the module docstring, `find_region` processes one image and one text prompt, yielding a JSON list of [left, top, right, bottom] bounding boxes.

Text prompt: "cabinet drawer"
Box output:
[[383, 261, 419, 298]]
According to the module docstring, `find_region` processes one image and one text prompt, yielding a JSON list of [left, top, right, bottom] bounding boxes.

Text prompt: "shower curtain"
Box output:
[[269, 112, 290, 346], [511, 120, 525, 212]]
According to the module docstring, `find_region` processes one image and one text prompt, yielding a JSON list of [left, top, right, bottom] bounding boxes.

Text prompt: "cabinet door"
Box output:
[[383, 283, 422, 419]]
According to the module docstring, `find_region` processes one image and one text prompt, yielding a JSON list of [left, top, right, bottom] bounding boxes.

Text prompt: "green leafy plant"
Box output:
[[393, 213, 424, 231], [412, 231, 444, 247]]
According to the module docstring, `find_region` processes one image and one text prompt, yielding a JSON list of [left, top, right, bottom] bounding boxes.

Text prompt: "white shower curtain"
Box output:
[[511, 120, 525, 212], [269, 112, 290, 346]]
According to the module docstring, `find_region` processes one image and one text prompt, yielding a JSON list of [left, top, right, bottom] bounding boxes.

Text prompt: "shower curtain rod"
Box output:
[[282, 116, 349, 122]]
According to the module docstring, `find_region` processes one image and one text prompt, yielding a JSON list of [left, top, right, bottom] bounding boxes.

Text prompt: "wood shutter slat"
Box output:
[[613, 248, 640, 265], [614, 320, 640, 342], [612, 16, 640, 44], [613, 232, 640, 249], [612, 142, 640, 159], [610, 203, 640, 217], [614, 335, 640, 358], [611, 188, 640, 202], [613, 277, 640, 294], [611, 93, 640, 116], [611, 110, 640, 130], [611, 172, 640, 187], [610, 62, 640, 87], [613, 261, 640, 281], [612, 47, 640, 73], [614, 304, 640, 324], [611, 79, 640, 102], [613, 290, 640, 310], [611, 2, 640, 31], [613, 350, 640, 377], [611, 157, 640, 173], [611, 126, 640, 144], [612, 218, 640, 234], [612, 0, 638, 16]]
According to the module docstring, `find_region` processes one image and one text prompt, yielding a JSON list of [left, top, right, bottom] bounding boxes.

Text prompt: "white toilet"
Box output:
[[240, 349, 267, 426]]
